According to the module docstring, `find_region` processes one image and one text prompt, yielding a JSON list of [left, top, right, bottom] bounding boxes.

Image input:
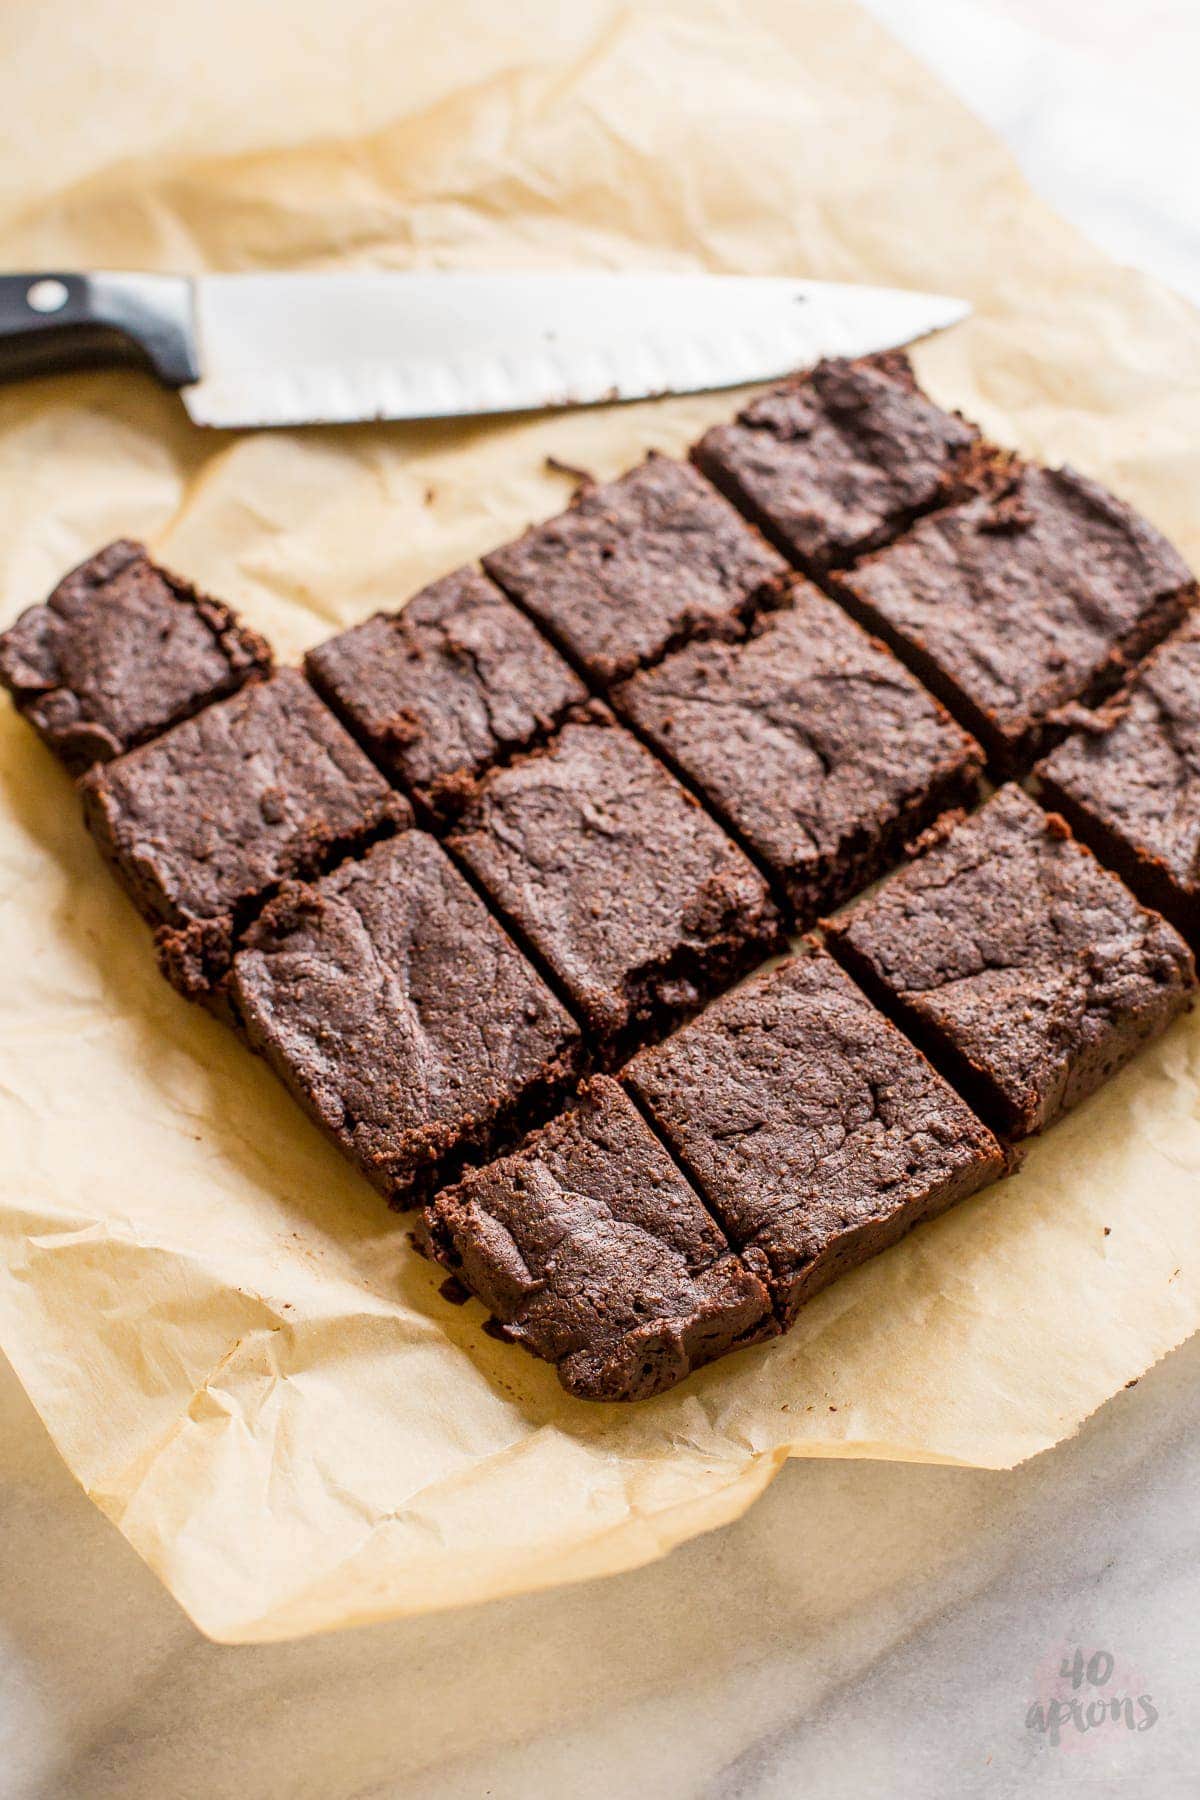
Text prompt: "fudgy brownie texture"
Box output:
[[418, 1076, 774, 1400], [625, 948, 1006, 1328], [824, 785, 1196, 1140], [691, 351, 996, 575], [831, 465, 1197, 777], [230, 832, 582, 1207], [447, 703, 784, 1062], [614, 581, 984, 926], [482, 454, 789, 685], [0, 540, 272, 774], [80, 669, 407, 1000], [1036, 613, 1200, 945], [304, 568, 587, 823]]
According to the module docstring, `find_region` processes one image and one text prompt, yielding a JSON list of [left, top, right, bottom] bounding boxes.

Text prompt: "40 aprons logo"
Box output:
[[1026, 1646, 1158, 1751]]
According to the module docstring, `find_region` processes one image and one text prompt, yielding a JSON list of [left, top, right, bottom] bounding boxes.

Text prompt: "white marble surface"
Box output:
[[4, 3, 1200, 1795]]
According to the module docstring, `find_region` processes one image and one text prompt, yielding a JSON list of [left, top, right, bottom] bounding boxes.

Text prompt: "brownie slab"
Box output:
[[831, 465, 1197, 776], [1036, 613, 1200, 944], [625, 948, 1006, 1328], [305, 568, 586, 822], [824, 785, 1196, 1139], [614, 582, 984, 926], [80, 669, 408, 999], [482, 454, 788, 684], [418, 1076, 773, 1401], [692, 351, 993, 575], [447, 704, 783, 1060], [0, 539, 272, 773], [231, 832, 582, 1206]]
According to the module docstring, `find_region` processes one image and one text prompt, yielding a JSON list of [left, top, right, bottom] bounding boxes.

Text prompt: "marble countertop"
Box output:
[[4, 3, 1199, 1795]]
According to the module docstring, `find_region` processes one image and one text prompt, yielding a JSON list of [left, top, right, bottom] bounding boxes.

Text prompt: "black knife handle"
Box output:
[[0, 272, 198, 388]]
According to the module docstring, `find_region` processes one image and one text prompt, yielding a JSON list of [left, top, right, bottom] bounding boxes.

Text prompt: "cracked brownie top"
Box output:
[[0, 539, 272, 772], [624, 947, 1006, 1324], [832, 465, 1197, 775], [691, 351, 991, 574], [79, 669, 408, 998], [1037, 611, 1200, 941], [614, 581, 983, 923], [231, 830, 582, 1205], [824, 784, 1196, 1137], [305, 568, 586, 823], [447, 702, 783, 1059], [419, 1075, 773, 1401], [483, 454, 789, 684]]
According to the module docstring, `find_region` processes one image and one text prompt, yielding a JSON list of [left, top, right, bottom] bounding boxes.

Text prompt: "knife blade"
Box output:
[[0, 270, 969, 429]]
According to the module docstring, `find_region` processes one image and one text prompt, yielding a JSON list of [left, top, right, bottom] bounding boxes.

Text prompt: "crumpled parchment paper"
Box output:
[[1, 0, 1199, 1643]]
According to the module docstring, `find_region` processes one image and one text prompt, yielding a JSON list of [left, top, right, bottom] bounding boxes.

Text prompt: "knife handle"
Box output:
[[0, 272, 198, 388]]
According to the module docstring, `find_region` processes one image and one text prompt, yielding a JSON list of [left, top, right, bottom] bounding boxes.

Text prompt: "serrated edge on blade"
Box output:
[[183, 294, 970, 428]]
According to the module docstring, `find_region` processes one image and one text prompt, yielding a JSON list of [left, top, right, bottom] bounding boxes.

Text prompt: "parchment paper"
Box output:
[[1, 0, 1199, 1644]]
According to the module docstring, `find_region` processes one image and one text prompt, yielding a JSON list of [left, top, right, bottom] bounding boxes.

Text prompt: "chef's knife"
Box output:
[[0, 270, 968, 429]]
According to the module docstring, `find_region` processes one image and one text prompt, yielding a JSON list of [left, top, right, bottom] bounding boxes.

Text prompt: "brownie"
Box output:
[[1036, 613, 1200, 944], [831, 465, 1197, 777], [692, 352, 995, 575], [614, 582, 984, 926], [447, 704, 783, 1060], [625, 948, 1007, 1328], [304, 568, 587, 822], [482, 454, 789, 684], [230, 832, 582, 1206], [417, 1076, 773, 1400], [79, 669, 408, 999], [0, 539, 272, 773], [824, 785, 1196, 1139]]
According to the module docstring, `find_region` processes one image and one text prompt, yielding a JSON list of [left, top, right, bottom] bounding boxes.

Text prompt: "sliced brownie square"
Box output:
[[482, 454, 788, 684], [447, 703, 783, 1061], [614, 580, 983, 926], [418, 1075, 773, 1401], [79, 669, 407, 999], [831, 465, 1197, 776], [692, 351, 996, 575], [305, 567, 586, 823], [0, 539, 272, 773], [824, 785, 1196, 1139], [230, 832, 582, 1207], [624, 947, 1007, 1329], [1036, 612, 1200, 944]]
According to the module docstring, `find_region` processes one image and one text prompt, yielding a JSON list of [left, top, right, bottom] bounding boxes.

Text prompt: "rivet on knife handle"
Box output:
[[0, 271, 199, 388]]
